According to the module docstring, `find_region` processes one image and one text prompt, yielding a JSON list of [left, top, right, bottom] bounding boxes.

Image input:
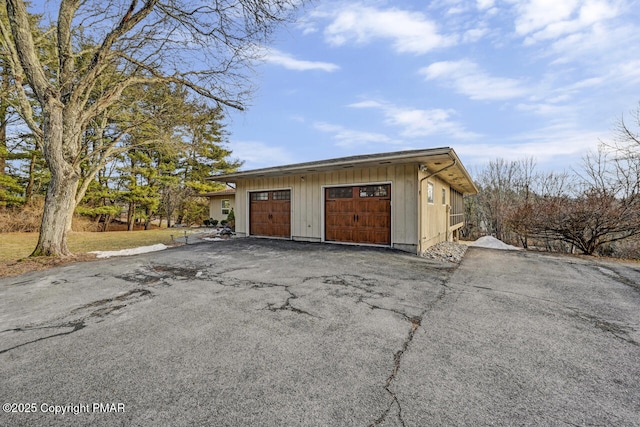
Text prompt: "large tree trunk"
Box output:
[[31, 107, 80, 257], [32, 170, 79, 256]]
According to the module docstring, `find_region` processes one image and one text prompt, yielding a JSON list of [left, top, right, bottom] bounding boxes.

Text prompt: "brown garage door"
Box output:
[[250, 190, 291, 238], [325, 184, 391, 245]]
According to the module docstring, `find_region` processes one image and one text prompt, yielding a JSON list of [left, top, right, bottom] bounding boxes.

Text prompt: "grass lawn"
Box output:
[[0, 228, 197, 277]]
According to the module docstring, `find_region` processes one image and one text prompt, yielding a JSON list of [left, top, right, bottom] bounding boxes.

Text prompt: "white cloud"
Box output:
[[610, 59, 640, 84], [313, 122, 398, 147], [462, 27, 488, 43], [390, 108, 478, 139], [321, 4, 456, 54], [514, 0, 621, 44], [348, 100, 384, 109], [477, 0, 495, 10], [420, 60, 530, 100], [231, 141, 296, 169], [456, 125, 605, 168], [349, 100, 479, 139], [264, 49, 339, 72], [295, 17, 320, 35], [514, 0, 579, 36], [515, 102, 574, 116]]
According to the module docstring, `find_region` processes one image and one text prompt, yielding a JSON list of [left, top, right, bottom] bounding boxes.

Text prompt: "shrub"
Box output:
[[0, 198, 44, 232]]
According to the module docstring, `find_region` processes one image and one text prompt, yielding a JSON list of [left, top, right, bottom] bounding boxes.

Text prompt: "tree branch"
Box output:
[[0, 14, 44, 143], [5, 0, 53, 104]]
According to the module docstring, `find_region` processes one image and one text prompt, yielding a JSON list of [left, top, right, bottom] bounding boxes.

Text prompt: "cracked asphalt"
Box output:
[[1, 239, 639, 426]]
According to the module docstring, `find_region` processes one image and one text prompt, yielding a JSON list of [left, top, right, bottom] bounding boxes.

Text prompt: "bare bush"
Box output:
[[0, 197, 43, 232]]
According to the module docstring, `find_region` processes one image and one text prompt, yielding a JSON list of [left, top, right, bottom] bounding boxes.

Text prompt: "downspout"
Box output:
[[418, 155, 457, 254]]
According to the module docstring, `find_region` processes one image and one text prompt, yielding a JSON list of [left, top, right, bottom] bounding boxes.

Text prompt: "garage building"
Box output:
[[210, 147, 477, 254]]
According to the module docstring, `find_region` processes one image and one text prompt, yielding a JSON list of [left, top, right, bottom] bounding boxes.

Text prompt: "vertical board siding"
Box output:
[[418, 172, 451, 249], [208, 195, 236, 224], [233, 165, 420, 248]]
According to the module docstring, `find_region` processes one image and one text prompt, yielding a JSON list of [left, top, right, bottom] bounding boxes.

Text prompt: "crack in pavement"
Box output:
[[264, 284, 316, 317], [1, 289, 154, 355], [0, 320, 86, 355], [313, 275, 391, 303], [71, 289, 152, 313], [115, 263, 207, 287], [371, 315, 423, 427], [149, 264, 202, 279], [570, 310, 638, 346], [591, 264, 640, 292], [1, 262, 210, 357], [370, 285, 449, 426], [456, 282, 639, 347]]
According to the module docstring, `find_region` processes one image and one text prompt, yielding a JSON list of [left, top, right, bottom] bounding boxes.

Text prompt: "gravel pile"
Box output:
[[421, 241, 468, 263]]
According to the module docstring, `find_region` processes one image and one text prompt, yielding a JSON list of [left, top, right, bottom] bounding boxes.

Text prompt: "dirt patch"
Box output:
[[0, 254, 98, 279]]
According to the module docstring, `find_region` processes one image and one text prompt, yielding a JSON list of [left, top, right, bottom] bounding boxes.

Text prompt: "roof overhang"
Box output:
[[209, 147, 478, 194], [201, 189, 236, 197]]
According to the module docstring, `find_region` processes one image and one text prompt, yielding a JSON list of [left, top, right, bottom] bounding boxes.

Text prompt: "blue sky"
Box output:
[[226, 0, 640, 173]]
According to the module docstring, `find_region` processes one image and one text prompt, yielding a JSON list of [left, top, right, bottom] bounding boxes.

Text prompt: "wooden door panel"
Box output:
[[270, 199, 291, 238], [325, 188, 356, 242], [325, 185, 391, 245], [250, 191, 291, 238], [249, 197, 270, 237], [326, 226, 355, 243]]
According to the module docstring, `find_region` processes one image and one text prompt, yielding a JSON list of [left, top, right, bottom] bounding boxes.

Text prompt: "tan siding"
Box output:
[[418, 172, 452, 250], [208, 195, 235, 223], [233, 165, 421, 251], [235, 182, 247, 236], [392, 164, 418, 245]]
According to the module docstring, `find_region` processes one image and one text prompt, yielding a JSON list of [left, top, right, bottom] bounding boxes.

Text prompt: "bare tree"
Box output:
[[0, 0, 304, 256], [525, 189, 640, 255], [473, 158, 538, 243], [472, 103, 640, 256], [515, 134, 640, 256]]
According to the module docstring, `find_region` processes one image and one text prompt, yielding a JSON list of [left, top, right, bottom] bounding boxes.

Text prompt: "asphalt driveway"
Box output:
[[1, 239, 639, 426]]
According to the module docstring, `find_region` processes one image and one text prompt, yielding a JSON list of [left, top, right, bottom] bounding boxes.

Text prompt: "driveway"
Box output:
[[1, 239, 639, 426]]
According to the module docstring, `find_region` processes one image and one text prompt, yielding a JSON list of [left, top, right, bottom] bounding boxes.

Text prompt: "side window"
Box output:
[[359, 185, 389, 198], [442, 188, 446, 205], [427, 182, 434, 204], [272, 190, 290, 200], [221, 199, 231, 215], [327, 187, 353, 198]]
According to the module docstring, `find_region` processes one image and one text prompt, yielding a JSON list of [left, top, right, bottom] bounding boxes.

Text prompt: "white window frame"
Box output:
[[221, 199, 231, 215], [427, 182, 434, 204]]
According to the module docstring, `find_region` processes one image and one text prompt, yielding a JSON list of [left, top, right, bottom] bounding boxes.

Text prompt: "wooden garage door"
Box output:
[[325, 185, 391, 245], [250, 190, 291, 238]]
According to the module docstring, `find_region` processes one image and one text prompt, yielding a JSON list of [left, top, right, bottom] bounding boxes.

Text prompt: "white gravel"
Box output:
[[421, 236, 521, 263], [421, 242, 468, 263]]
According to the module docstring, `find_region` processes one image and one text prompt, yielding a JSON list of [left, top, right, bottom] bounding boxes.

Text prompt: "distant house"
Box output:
[[203, 188, 235, 224], [209, 148, 477, 254]]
